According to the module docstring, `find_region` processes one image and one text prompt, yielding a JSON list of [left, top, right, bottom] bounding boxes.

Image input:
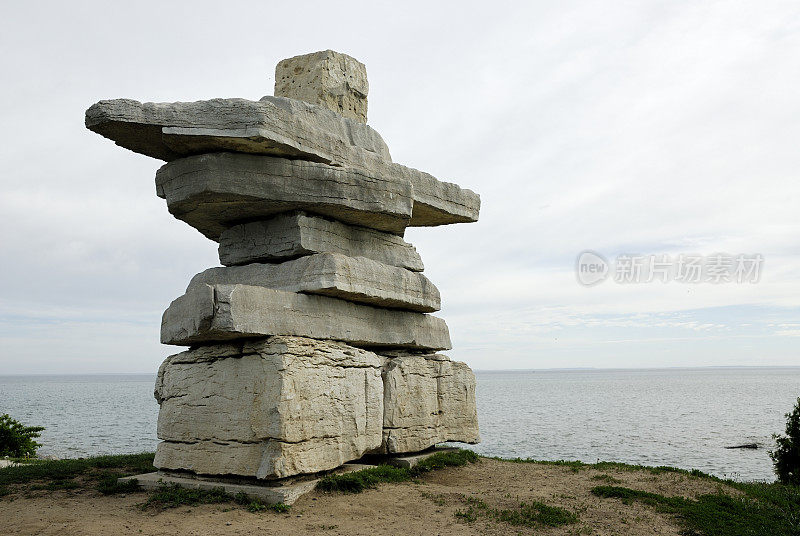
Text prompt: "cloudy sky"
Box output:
[[1, 1, 798, 373]]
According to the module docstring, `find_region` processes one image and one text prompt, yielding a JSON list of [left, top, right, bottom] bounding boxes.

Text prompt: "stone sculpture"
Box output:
[[86, 50, 480, 481]]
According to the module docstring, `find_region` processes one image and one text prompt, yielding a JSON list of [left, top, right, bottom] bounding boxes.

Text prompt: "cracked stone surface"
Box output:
[[378, 352, 480, 453], [86, 98, 480, 229], [189, 252, 440, 313], [153, 336, 383, 478], [275, 50, 368, 123], [155, 152, 413, 238], [218, 211, 424, 272], [85, 95, 390, 163], [161, 284, 452, 350]]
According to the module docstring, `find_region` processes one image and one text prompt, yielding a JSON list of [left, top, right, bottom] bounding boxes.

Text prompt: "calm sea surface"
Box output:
[[1, 368, 798, 482]]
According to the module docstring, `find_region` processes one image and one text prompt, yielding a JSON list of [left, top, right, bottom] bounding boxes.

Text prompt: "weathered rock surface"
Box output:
[[153, 336, 383, 478], [86, 98, 480, 228], [85, 96, 390, 163], [275, 50, 368, 124], [161, 284, 452, 350], [155, 152, 413, 238], [218, 212, 425, 272], [379, 352, 480, 453], [189, 253, 440, 312]]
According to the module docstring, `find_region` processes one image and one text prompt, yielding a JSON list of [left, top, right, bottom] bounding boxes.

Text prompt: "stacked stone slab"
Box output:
[[86, 50, 480, 480]]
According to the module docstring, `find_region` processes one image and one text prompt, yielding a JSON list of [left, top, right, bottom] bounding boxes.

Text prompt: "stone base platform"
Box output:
[[120, 447, 464, 505], [119, 463, 372, 505]]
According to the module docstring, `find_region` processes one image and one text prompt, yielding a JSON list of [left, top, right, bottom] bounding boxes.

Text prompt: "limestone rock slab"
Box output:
[[161, 284, 452, 351], [86, 98, 480, 228], [379, 353, 480, 453], [189, 253, 440, 312], [153, 336, 383, 478], [85, 96, 390, 163], [218, 212, 424, 272], [155, 152, 413, 238], [275, 50, 368, 124]]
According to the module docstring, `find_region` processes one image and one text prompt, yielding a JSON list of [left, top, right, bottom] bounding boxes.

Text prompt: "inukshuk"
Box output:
[[86, 50, 480, 480]]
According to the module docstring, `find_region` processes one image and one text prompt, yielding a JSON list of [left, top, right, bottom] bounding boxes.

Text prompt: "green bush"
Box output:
[[770, 397, 800, 485], [0, 414, 45, 458]]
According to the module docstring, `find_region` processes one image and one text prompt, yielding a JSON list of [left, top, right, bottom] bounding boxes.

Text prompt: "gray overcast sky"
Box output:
[[1, 1, 798, 373]]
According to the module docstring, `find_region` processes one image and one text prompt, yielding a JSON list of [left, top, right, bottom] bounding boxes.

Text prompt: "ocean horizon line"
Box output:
[[2, 365, 800, 377]]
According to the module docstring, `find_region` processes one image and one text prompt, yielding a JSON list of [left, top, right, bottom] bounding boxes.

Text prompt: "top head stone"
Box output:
[[275, 50, 369, 124]]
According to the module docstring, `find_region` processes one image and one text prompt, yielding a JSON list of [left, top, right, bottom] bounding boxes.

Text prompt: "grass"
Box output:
[[316, 449, 479, 493], [0, 453, 155, 487], [0, 453, 154, 496], [140, 483, 289, 513], [455, 494, 578, 528], [592, 483, 800, 536], [491, 456, 716, 478]]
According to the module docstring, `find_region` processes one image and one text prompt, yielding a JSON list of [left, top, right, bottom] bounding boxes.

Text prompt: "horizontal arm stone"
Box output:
[[155, 152, 413, 238]]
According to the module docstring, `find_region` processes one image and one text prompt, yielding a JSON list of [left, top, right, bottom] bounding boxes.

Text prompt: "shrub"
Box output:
[[770, 397, 800, 485], [0, 414, 45, 458]]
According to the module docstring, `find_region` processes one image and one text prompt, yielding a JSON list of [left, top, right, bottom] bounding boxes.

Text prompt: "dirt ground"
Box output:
[[1, 458, 737, 536]]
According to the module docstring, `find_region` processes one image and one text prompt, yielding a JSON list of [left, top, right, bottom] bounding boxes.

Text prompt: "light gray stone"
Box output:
[[189, 253, 440, 312], [161, 284, 452, 351], [155, 152, 413, 238], [379, 353, 480, 453], [275, 50, 368, 124], [218, 212, 424, 272], [85, 96, 390, 163], [153, 336, 383, 479], [86, 98, 480, 228]]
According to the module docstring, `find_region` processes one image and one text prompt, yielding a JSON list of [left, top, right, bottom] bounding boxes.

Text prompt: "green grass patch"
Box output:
[[142, 484, 232, 509], [455, 494, 578, 528], [141, 483, 289, 513], [591, 474, 622, 484], [0, 452, 155, 487], [317, 465, 411, 493], [413, 449, 479, 473], [29, 479, 81, 491], [592, 484, 800, 536], [97, 475, 140, 495], [317, 449, 480, 494], [490, 456, 716, 478]]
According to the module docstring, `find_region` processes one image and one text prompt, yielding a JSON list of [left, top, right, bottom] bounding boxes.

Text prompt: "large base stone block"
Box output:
[[275, 50, 369, 124], [161, 284, 452, 350], [189, 252, 440, 312], [153, 336, 383, 479], [155, 152, 413, 238], [218, 211, 424, 272], [379, 352, 480, 453]]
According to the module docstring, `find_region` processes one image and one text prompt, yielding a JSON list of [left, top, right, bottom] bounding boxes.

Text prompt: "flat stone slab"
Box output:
[[119, 463, 372, 505], [379, 352, 480, 453], [161, 284, 452, 350], [189, 253, 440, 312], [154, 336, 383, 479], [85, 96, 390, 164], [276, 50, 368, 123], [86, 98, 480, 228], [155, 152, 413, 238], [218, 211, 424, 272]]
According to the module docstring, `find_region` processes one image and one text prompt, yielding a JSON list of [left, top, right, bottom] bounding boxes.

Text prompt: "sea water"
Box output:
[[1, 368, 797, 482]]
